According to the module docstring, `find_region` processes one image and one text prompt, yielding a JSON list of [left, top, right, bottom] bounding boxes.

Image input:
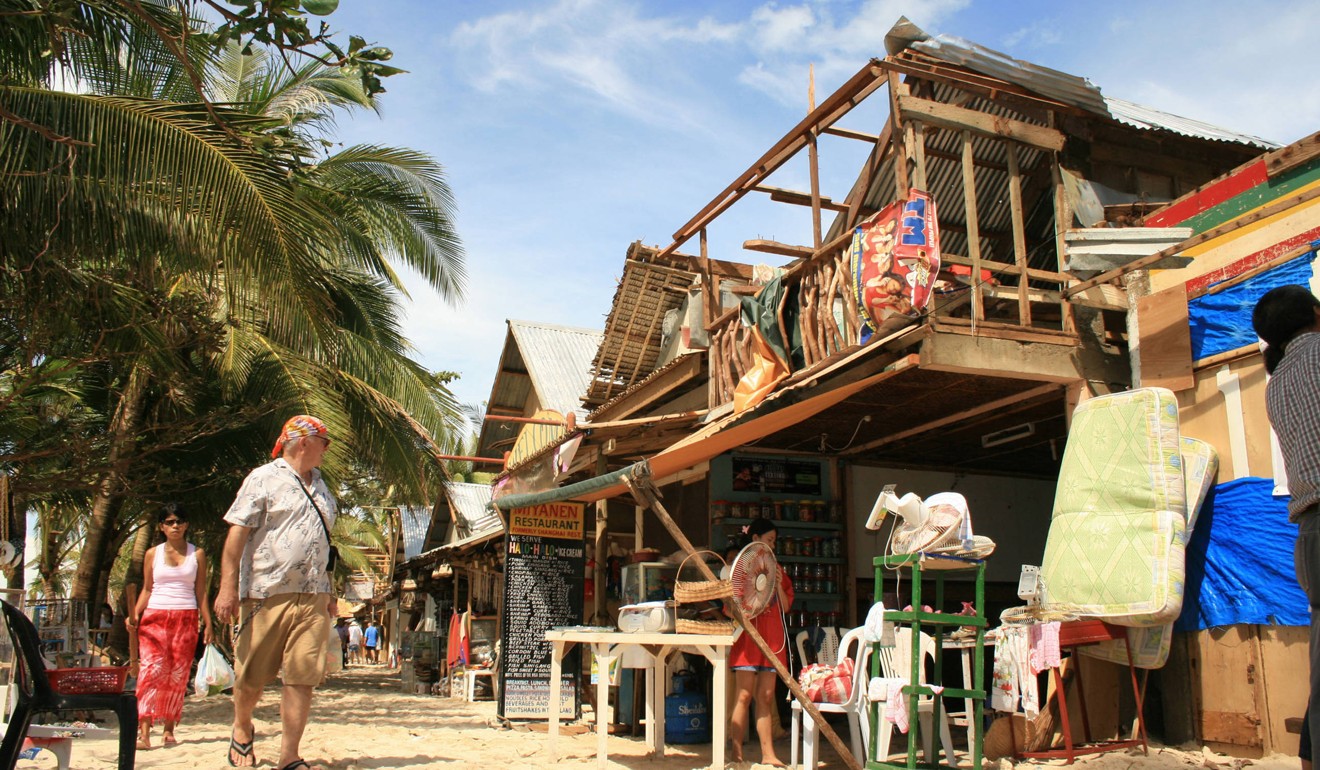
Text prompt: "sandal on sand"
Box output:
[[163, 734, 178, 746], [227, 733, 255, 767], [279, 761, 321, 770]]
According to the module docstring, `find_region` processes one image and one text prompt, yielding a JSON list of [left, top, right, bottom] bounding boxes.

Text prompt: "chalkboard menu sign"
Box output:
[[498, 501, 586, 720], [730, 456, 823, 495]]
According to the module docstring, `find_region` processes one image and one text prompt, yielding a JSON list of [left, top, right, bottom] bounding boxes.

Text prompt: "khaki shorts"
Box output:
[[235, 593, 330, 688]]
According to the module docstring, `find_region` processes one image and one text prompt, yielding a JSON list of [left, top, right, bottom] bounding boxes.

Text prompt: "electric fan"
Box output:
[[866, 487, 996, 557], [729, 541, 779, 619]]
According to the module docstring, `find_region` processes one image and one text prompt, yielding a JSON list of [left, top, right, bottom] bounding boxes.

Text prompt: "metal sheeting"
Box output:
[[508, 320, 603, 417], [445, 481, 502, 547], [892, 19, 1277, 149], [399, 506, 432, 560], [1105, 97, 1279, 150]]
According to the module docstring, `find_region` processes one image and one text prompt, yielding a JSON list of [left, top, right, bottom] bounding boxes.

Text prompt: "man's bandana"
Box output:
[[271, 414, 331, 458]]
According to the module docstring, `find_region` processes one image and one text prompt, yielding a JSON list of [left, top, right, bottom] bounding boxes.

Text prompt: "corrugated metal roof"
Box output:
[[892, 18, 1276, 149], [508, 320, 603, 418], [399, 506, 431, 560], [444, 481, 501, 547], [1104, 97, 1279, 150]]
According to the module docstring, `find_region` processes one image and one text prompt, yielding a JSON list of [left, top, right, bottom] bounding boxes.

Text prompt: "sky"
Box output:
[[324, 0, 1320, 412]]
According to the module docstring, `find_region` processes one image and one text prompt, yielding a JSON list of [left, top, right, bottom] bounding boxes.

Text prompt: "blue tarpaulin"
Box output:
[[1176, 477, 1309, 630], [1187, 247, 1317, 360]]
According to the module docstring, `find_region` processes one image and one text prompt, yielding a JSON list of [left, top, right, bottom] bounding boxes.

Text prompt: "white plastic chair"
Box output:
[[794, 626, 843, 668], [790, 627, 871, 770], [873, 628, 955, 765]]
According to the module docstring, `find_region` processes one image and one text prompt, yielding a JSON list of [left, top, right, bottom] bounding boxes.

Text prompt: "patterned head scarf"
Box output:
[[271, 414, 331, 458]]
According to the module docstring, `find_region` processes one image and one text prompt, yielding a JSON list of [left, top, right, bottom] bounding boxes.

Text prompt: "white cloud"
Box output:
[[1002, 20, 1063, 49]]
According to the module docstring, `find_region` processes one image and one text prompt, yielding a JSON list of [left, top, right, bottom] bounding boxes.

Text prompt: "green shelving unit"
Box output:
[[869, 553, 987, 770]]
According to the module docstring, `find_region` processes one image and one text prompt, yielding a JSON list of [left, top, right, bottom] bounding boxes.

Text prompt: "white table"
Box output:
[[544, 629, 734, 770]]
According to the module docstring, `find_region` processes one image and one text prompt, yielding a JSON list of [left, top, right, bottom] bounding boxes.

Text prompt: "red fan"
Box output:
[[730, 541, 779, 619]]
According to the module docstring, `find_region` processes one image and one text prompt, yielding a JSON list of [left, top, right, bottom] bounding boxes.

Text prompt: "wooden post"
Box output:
[[961, 130, 985, 323], [1050, 146, 1076, 335], [886, 69, 910, 201], [809, 64, 823, 249], [594, 456, 608, 622], [1007, 143, 1033, 327], [622, 469, 864, 770], [911, 120, 928, 191]]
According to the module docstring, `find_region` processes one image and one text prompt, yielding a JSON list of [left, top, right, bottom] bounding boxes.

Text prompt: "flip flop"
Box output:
[[227, 733, 255, 767], [279, 761, 322, 770]]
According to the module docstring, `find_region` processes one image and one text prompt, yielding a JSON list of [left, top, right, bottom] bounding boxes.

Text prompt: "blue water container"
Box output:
[[664, 689, 711, 744]]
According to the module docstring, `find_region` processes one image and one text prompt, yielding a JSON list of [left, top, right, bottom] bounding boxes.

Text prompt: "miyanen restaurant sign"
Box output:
[[509, 502, 585, 540]]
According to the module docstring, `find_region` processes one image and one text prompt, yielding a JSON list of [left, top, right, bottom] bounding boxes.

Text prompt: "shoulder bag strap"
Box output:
[[291, 471, 334, 548]]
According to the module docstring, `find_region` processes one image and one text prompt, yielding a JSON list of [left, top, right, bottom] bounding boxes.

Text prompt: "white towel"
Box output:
[[863, 602, 896, 647]]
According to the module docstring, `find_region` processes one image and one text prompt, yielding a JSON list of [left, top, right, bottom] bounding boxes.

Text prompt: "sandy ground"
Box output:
[[30, 666, 1305, 770]]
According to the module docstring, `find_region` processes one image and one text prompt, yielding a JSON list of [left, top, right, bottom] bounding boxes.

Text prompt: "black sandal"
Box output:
[[227, 733, 255, 767], [279, 761, 312, 770]]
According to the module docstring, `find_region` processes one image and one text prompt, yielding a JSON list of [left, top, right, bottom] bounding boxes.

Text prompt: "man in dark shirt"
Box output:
[[1254, 284, 1320, 768]]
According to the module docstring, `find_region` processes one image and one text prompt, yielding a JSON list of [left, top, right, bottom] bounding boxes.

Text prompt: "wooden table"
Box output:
[[544, 629, 735, 769]]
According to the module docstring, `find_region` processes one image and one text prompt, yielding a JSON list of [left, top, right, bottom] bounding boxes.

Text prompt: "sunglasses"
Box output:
[[161, 519, 187, 526]]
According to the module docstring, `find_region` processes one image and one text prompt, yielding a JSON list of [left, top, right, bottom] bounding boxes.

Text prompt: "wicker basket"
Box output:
[[673, 550, 732, 603], [675, 617, 736, 635], [47, 666, 128, 695]]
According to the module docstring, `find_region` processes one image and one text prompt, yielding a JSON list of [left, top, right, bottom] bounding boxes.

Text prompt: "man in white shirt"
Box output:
[[215, 415, 336, 770]]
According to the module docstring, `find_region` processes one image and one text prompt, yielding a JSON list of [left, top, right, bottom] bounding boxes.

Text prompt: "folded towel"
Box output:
[[863, 602, 896, 647]]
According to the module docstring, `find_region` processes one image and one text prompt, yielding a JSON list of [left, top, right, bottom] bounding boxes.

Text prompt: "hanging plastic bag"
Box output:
[[325, 618, 343, 676], [194, 643, 235, 698]]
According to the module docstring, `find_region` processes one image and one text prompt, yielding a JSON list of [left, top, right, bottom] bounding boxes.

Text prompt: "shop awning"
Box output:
[[492, 357, 916, 510]]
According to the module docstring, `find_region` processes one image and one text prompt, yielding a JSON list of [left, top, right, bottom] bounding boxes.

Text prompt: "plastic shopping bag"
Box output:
[[194, 643, 235, 698], [325, 619, 343, 676]]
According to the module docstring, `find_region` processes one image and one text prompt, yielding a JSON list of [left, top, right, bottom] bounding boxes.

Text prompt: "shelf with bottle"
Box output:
[[717, 516, 843, 531], [712, 498, 844, 525]]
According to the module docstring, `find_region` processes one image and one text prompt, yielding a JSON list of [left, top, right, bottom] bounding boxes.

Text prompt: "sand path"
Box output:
[[33, 666, 1304, 770]]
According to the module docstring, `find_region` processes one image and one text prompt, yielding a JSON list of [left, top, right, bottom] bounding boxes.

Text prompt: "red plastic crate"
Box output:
[[46, 666, 128, 695]]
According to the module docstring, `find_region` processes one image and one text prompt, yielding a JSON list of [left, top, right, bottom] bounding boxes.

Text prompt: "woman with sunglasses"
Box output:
[[128, 504, 214, 750]]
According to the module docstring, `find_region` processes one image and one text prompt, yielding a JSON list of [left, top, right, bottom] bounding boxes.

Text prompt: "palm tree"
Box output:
[[2, 5, 469, 605]]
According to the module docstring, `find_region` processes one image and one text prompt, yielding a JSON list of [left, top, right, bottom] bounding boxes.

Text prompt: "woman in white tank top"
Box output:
[[128, 504, 213, 750]]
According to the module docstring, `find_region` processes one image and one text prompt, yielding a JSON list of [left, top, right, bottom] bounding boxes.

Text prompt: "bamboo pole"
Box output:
[[622, 468, 864, 770]]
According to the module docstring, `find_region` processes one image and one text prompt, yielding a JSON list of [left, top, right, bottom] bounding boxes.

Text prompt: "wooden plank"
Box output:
[[910, 121, 928, 191], [822, 125, 879, 142], [1257, 625, 1310, 754], [896, 94, 1065, 152], [588, 357, 706, 422], [1007, 144, 1032, 326], [844, 382, 1061, 454], [1065, 184, 1320, 297], [742, 239, 813, 259], [657, 251, 755, 282], [752, 185, 849, 213], [809, 69, 823, 249], [887, 70, 910, 200], [1188, 242, 1315, 300], [961, 130, 985, 322], [1051, 151, 1075, 334], [1196, 626, 1264, 749], [884, 53, 1083, 115], [660, 63, 887, 256], [1265, 128, 1320, 178], [1135, 284, 1195, 392]]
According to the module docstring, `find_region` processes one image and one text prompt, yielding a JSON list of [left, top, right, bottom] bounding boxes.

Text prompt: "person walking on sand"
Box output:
[[727, 518, 794, 767], [347, 619, 363, 665], [1254, 285, 1320, 770], [364, 620, 380, 664], [128, 503, 214, 750], [215, 415, 337, 770]]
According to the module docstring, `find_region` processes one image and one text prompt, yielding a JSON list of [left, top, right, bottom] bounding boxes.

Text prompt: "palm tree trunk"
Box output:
[[71, 364, 148, 601], [1, 481, 22, 592], [107, 523, 150, 654]]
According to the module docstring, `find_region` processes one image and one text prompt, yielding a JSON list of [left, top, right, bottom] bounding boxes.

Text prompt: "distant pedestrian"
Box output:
[[347, 620, 364, 665], [336, 618, 349, 668], [364, 620, 380, 665]]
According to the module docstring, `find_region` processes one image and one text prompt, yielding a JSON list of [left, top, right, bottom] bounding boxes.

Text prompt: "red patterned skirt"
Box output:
[[137, 608, 199, 723]]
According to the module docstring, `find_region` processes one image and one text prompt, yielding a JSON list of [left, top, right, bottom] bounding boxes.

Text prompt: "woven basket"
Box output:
[[47, 666, 128, 695], [676, 617, 736, 635], [673, 550, 732, 603]]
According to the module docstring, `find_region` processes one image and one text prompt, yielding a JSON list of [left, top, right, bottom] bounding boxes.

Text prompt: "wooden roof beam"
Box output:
[[822, 125, 881, 143], [660, 60, 888, 257], [743, 239, 815, 259], [889, 52, 1085, 116], [753, 184, 850, 213], [896, 95, 1065, 152]]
